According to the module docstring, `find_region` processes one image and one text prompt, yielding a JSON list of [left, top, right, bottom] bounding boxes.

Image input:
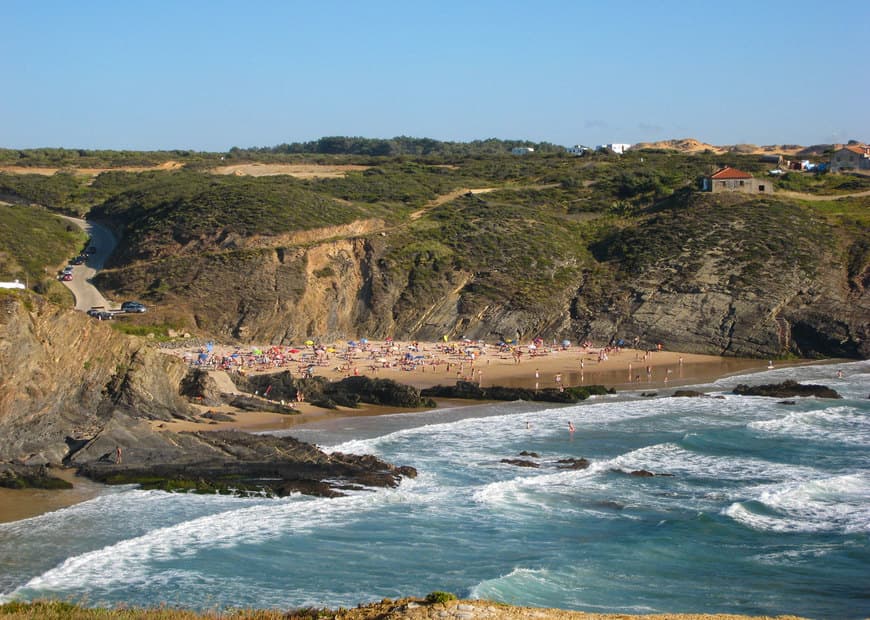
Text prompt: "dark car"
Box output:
[[71, 256, 86, 265], [121, 301, 147, 313], [87, 308, 113, 320]]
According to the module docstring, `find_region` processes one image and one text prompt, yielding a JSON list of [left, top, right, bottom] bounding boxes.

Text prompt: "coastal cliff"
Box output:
[[0, 292, 416, 494], [93, 192, 868, 359]]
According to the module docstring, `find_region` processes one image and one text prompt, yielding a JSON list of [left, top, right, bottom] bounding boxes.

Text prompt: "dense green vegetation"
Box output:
[[0, 147, 216, 168], [592, 192, 832, 286], [0, 203, 84, 295], [773, 170, 870, 194], [1, 140, 866, 350]]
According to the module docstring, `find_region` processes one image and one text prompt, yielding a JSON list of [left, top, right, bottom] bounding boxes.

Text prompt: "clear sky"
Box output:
[[2, 0, 867, 151]]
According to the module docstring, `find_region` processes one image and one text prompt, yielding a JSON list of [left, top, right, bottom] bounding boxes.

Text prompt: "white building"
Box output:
[[0, 279, 25, 290], [566, 145, 590, 156], [596, 143, 632, 155], [511, 147, 535, 155]]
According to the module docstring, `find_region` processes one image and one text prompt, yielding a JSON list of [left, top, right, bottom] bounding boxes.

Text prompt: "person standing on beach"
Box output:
[[115, 446, 122, 464]]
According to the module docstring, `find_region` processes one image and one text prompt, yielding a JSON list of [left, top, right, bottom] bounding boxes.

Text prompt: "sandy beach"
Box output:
[[1, 340, 798, 523]]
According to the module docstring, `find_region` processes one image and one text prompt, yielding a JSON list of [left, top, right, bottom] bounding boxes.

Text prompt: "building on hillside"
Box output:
[[511, 147, 535, 155], [566, 145, 590, 156], [701, 166, 771, 194], [760, 154, 783, 166], [830, 144, 870, 172], [0, 279, 25, 290], [596, 143, 632, 154]]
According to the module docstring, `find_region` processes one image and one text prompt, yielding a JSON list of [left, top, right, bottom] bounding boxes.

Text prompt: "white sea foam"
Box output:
[[3, 480, 428, 601], [748, 406, 870, 446], [609, 442, 819, 483], [724, 472, 870, 534]]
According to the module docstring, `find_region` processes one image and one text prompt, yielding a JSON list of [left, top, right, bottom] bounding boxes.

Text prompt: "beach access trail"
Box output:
[[58, 216, 118, 311]]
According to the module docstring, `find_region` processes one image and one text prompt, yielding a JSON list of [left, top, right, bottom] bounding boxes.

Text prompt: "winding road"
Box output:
[[58, 216, 118, 311]]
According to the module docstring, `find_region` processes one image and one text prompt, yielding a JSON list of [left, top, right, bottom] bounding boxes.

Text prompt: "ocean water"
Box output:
[[1, 361, 868, 618]]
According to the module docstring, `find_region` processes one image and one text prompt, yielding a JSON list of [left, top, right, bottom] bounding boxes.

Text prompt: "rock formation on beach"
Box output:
[[0, 293, 417, 494], [732, 380, 842, 399]]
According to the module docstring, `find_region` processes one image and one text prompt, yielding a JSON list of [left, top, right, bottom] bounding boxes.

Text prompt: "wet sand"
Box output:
[[0, 468, 106, 524]]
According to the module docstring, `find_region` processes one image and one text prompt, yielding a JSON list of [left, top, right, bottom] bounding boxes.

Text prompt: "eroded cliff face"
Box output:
[[578, 251, 868, 358], [94, 202, 868, 359], [0, 293, 194, 464]]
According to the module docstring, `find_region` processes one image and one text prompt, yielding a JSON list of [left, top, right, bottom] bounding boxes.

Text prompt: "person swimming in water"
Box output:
[[568, 421, 575, 433]]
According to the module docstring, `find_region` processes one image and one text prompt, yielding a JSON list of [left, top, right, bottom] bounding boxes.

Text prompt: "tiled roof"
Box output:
[[711, 166, 753, 180], [841, 145, 870, 155]]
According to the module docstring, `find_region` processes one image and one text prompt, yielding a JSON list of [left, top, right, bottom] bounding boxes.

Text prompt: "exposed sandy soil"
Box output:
[[211, 163, 369, 178], [0, 161, 183, 177], [633, 138, 823, 157]]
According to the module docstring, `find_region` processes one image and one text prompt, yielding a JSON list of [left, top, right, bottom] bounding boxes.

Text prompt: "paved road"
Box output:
[[58, 216, 118, 311]]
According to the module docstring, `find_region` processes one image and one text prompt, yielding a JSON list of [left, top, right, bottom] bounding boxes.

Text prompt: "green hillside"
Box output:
[[0, 141, 867, 357]]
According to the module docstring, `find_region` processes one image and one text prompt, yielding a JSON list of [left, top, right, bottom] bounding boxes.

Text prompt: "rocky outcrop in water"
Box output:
[[74, 430, 417, 498], [732, 380, 842, 399], [421, 381, 614, 403]]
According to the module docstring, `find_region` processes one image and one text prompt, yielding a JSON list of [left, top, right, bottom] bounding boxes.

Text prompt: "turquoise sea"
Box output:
[[1, 361, 868, 618]]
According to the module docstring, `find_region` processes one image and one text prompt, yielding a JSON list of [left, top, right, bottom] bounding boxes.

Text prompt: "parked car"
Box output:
[[121, 301, 147, 313], [62, 266, 74, 275], [71, 256, 86, 265], [86, 308, 113, 320], [61, 273, 73, 281]]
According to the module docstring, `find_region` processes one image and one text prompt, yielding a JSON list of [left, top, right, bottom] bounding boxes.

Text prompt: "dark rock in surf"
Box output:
[[557, 458, 591, 470], [611, 468, 674, 478], [671, 390, 705, 398], [73, 430, 417, 498], [732, 380, 842, 399], [421, 381, 614, 403], [500, 459, 539, 468]]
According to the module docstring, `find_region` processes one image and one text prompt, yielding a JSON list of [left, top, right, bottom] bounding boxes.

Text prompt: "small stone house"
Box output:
[[830, 145, 870, 173], [701, 166, 771, 194]]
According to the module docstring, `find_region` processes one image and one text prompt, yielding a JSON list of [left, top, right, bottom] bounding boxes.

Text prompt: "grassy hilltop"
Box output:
[[0, 140, 867, 358]]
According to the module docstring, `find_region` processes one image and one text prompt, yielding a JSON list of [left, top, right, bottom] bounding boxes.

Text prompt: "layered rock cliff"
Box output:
[[94, 193, 868, 359], [0, 292, 417, 494]]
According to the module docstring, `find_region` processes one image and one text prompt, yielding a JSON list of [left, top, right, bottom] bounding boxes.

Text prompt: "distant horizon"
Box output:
[[3, 1, 867, 151], [2, 134, 866, 154]]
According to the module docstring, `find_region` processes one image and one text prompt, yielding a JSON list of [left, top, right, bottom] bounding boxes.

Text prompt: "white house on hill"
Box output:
[[511, 147, 534, 155], [566, 145, 590, 156], [596, 143, 632, 154]]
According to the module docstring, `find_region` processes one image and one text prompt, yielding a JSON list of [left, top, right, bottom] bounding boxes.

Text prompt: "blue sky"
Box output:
[[2, 0, 867, 151]]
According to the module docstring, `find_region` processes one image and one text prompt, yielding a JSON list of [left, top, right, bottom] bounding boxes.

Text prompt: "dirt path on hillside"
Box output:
[[409, 187, 497, 219], [0, 161, 182, 177], [211, 163, 369, 178], [776, 188, 870, 200]]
